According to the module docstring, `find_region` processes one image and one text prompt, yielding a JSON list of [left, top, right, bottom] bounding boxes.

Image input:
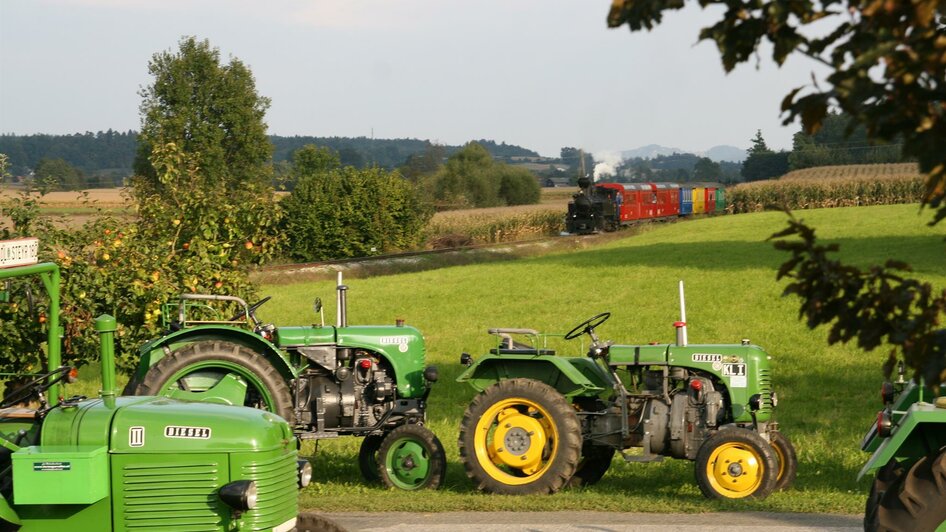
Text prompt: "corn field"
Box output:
[[728, 163, 925, 213], [425, 206, 564, 247]]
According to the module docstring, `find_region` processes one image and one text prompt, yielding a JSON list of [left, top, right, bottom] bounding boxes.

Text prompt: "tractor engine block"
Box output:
[[292, 347, 397, 432]]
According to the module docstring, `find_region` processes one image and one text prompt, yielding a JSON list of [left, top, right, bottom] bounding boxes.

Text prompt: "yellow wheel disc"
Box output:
[[473, 397, 559, 485], [704, 441, 765, 498]]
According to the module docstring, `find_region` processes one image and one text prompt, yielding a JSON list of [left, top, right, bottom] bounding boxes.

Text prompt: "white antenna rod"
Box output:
[[677, 280, 688, 346], [336, 271, 343, 326]]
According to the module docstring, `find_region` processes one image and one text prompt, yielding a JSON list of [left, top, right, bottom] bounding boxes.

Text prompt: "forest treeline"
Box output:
[[0, 131, 540, 188]]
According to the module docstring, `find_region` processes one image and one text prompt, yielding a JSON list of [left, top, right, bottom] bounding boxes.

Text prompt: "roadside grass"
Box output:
[[246, 203, 946, 513]]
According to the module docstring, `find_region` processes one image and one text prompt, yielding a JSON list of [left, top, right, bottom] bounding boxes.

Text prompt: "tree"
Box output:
[[607, 2, 946, 375], [280, 162, 432, 261], [33, 158, 85, 190], [749, 130, 769, 155], [693, 157, 722, 182], [607, 0, 946, 223], [741, 131, 789, 181], [422, 142, 542, 209], [399, 143, 446, 182], [133, 36, 273, 189]]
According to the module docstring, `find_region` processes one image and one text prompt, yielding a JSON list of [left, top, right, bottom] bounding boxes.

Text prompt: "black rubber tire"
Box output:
[[769, 430, 798, 491], [294, 512, 347, 532], [358, 434, 384, 484], [377, 424, 446, 490], [865, 459, 904, 532], [566, 444, 615, 488], [132, 340, 293, 422], [870, 448, 946, 532], [694, 427, 779, 500], [458, 378, 582, 495]]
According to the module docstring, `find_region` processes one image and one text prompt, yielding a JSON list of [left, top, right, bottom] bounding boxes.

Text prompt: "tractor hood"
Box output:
[[41, 396, 294, 453]]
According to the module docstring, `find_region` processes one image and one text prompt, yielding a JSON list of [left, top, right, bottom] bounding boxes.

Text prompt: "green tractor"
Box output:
[[124, 273, 445, 490], [0, 238, 315, 531], [860, 352, 946, 532], [456, 282, 796, 499]]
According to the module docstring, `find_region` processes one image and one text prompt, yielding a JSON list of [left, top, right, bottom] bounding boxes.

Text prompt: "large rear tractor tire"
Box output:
[[458, 378, 581, 495], [695, 427, 779, 500], [132, 340, 293, 422], [769, 430, 798, 491], [864, 459, 904, 531], [867, 448, 946, 532], [377, 424, 446, 490]]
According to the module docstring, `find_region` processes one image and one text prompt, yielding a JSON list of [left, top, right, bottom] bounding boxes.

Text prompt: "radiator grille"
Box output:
[[240, 451, 299, 530], [121, 461, 223, 530], [758, 368, 773, 414]]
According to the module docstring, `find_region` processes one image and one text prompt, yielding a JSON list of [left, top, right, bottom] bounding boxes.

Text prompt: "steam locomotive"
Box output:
[[565, 176, 726, 234]]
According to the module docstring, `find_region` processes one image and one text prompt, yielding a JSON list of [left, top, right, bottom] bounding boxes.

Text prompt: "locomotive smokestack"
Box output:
[[675, 280, 688, 346], [336, 271, 348, 328]]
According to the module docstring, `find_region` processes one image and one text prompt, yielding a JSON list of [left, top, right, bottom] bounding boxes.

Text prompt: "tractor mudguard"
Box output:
[[133, 326, 298, 383], [858, 402, 946, 480], [0, 495, 20, 527], [457, 354, 610, 398]]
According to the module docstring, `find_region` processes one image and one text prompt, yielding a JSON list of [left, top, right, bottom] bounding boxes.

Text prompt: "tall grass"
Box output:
[[425, 208, 564, 246], [249, 203, 945, 513]]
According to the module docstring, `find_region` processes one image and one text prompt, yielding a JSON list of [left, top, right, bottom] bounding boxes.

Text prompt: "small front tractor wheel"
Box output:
[[868, 448, 946, 532], [458, 378, 581, 495], [695, 427, 778, 499], [133, 340, 293, 421], [358, 434, 385, 483], [566, 444, 615, 488], [769, 431, 798, 491], [377, 424, 446, 490]]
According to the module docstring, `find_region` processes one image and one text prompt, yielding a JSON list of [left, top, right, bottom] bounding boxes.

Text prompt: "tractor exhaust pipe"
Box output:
[[675, 280, 688, 346], [336, 271, 348, 328]]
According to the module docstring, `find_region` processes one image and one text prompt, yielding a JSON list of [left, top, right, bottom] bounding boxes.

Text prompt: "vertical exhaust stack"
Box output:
[[674, 280, 688, 346], [336, 271, 348, 328]]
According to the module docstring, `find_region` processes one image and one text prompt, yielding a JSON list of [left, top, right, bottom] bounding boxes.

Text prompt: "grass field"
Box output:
[[231, 202, 944, 514]]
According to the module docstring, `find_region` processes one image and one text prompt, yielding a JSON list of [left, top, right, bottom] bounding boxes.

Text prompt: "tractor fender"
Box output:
[[858, 402, 946, 480], [133, 326, 298, 382], [0, 495, 20, 527], [456, 354, 609, 398]]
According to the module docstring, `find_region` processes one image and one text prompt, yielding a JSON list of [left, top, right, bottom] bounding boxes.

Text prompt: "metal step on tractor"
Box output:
[[0, 237, 323, 532], [456, 282, 796, 499], [124, 273, 446, 490], [859, 346, 946, 532]]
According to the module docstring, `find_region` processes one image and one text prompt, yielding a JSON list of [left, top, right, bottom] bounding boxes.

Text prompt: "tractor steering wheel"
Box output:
[[229, 296, 272, 323], [0, 366, 75, 409], [563, 312, 611, 341]]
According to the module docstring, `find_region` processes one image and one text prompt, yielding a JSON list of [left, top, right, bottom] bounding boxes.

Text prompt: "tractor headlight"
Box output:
[[297, 459, 313, 488], [876, 410, 893, 438], [219, 480, 258, 511]]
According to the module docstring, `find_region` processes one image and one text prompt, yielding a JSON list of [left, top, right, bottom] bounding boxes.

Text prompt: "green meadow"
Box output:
[[251, 204, 943, 514], [66, 203, 945, 513]]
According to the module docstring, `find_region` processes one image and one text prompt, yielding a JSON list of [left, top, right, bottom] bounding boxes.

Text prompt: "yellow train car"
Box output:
[[692, 186, 705, 214]]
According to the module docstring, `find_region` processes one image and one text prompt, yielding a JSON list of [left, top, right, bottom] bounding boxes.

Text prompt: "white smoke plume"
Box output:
[[593, 150, 623, 182]]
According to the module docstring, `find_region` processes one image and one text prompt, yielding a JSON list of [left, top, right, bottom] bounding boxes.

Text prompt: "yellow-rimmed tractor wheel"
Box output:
[[458, 378, 581, 495], [769, 430, 797, 491], [695, 427, 778, 499]]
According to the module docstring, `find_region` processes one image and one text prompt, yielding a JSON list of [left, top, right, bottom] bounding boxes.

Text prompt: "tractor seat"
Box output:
[[0, 407, 37, 420]]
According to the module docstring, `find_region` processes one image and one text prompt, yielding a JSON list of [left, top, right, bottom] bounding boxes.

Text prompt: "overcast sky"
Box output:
[[0, 0, 830, 158]]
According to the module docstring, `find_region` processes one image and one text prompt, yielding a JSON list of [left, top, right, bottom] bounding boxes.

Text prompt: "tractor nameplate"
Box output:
[[0, 238, 39, 268], [691, 354, 721, 363], [164, 425, 211, 439], [33, 461, 71, 471]]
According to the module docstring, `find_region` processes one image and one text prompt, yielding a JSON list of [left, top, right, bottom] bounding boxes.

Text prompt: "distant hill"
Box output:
[[620, 144, 746, 163], [704, 145, 746, 163]]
